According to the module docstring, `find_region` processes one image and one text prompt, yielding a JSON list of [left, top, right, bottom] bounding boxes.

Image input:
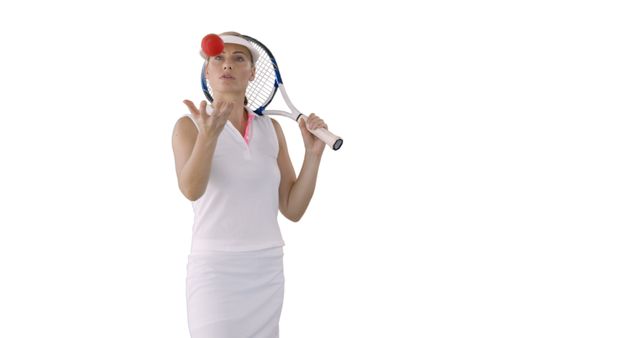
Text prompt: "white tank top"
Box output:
[[182, 107, 285, 252]]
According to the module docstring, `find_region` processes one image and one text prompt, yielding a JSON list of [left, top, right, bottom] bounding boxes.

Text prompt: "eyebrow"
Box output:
[[221, 51, 249, 56]]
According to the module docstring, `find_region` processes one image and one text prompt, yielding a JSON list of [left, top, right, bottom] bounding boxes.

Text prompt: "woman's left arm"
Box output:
[[272, 114, 326, 222]]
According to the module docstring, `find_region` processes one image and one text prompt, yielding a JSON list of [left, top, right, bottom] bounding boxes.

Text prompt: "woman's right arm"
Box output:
[[172, 100, 233, 201], [172, 118, 218, 201]]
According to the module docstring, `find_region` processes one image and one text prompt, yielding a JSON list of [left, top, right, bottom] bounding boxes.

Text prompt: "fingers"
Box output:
[[212, 100, 234, 118], [305, 113, 327, 131], [224, 102, 234, 117], [183, 100, 201, 116], [299, 118, 312, 140], [214, 99, 224, 111], [213, 99, 227, 116], [183, 100, 212, 119]]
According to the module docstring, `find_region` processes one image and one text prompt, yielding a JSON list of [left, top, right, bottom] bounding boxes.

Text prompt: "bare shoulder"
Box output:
[[270, 117, 282, 131], [172, 116, 199, 160], [270, 117, 286, 147], [173, 116, 198, 141]]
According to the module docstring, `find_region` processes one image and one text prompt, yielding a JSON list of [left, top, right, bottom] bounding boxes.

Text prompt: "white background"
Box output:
[[1, 0, 638, 337]]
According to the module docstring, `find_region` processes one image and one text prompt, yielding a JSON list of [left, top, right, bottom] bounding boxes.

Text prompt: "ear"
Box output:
[[249, 65, 256, 81]]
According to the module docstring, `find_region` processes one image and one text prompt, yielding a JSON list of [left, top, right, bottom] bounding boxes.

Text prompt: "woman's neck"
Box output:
[[228, 106, 248, 126]]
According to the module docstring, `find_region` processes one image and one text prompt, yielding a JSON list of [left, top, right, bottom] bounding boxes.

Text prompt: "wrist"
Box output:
[[197, 133, 218, 148], [304, 151, 323, 161]]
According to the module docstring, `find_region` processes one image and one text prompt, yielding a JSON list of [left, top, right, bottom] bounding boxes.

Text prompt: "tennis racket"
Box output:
[[200, 35, 343, 151]]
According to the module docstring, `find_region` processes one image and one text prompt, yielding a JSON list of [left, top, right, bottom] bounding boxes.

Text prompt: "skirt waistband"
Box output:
[[190, 238, 285, 254]]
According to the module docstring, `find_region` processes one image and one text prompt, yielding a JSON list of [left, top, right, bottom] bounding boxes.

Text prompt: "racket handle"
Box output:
[[300, 116, 343, 150]]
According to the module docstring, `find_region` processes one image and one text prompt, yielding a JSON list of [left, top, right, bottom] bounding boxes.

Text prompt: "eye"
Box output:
[[235, 55, 245, 61], [213, 55, 223, 61]]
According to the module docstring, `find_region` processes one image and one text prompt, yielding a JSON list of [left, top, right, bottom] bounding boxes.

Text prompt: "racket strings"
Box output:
[[246, 43, 278, 111]]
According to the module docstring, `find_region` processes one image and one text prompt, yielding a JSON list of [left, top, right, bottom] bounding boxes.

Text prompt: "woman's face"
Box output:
[[206, 43, 255, 96]]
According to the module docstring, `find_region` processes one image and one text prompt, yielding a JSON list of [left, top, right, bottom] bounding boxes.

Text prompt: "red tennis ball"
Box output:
[[201, 34, 224, 57]]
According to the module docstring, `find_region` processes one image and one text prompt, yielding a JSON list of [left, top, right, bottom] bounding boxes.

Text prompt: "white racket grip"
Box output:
[[300, 115, 343, 151], [206, 104, 214, 115], [279, 85, 343, 150]]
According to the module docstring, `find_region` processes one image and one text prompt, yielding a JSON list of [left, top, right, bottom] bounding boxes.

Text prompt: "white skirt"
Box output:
[[185, 246, 285, 338]]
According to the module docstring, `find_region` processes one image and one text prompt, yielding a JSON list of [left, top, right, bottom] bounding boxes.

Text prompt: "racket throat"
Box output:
[[278, 85, 304, 118]]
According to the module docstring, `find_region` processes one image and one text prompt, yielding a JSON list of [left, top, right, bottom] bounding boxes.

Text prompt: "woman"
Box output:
[[171, 31, 327, 338]]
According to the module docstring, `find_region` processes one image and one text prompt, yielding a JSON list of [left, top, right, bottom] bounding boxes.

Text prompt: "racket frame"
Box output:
[[201, 35, 343, 150]]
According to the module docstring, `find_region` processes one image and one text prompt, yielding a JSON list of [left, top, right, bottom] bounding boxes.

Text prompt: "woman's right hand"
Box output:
[[182, 99, 234, 142]]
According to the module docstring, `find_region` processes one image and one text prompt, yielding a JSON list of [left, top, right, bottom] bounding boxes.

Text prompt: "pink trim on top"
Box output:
[[243, 112, 255, 145]]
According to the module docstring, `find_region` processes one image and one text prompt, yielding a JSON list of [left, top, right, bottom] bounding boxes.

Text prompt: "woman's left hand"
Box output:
[[299, 113, 327, 156]]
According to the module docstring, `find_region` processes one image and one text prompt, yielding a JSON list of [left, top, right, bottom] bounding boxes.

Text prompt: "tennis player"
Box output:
[[171, 31, 327, 338]]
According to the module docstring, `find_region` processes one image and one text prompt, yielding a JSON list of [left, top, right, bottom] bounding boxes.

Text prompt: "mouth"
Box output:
[[220, 74, 235, 80]]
